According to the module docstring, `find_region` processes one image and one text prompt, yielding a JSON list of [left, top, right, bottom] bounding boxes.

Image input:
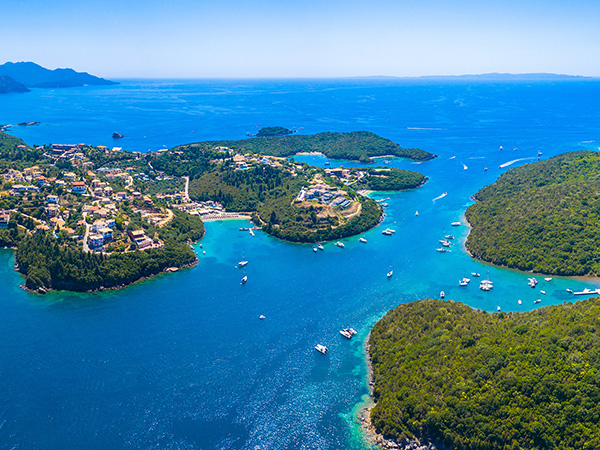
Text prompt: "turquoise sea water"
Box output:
[[1, 78, 600, 449]]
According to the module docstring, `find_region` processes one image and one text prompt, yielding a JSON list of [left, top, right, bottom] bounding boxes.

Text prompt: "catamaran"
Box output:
[[315, 344, 328, 354]]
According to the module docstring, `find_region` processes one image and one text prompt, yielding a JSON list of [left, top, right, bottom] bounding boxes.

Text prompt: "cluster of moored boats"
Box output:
[[446, 271, 600, 309], [312, 235, 372, 251], [315, 328, 357, 354], [381, 228, 396, 236], [436, 234, 455, 252]]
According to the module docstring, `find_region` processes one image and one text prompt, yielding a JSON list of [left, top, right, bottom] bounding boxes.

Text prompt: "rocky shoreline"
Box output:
[[360, 335, 447, 450], [0, 121, 39, 132]]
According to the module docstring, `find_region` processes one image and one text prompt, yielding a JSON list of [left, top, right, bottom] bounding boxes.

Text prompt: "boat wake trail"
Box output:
[[499, 157, 536, 169], [432, 192, 448, 202]]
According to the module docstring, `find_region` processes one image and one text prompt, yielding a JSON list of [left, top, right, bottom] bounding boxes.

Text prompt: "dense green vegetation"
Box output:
[[354, 167, 426, 191], [189, 162, 291, 211], [466, 151, 600, 275], [210, 131, 436, 164], [16, 233, 196, 292], [0, 132, 43, 171], [370, 298, 600, 450], [255, 126, 293, 137], [15, 209, 203, 292]]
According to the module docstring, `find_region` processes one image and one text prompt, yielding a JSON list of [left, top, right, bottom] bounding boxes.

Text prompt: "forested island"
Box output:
[[254, 126, 294, 137], [369, 298, 600, 450], [465, 151, 600, 275], [0, 129, 430, 292]]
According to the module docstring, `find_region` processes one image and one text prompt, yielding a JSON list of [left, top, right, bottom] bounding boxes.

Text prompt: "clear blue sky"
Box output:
[[3, 0, 599, 78]]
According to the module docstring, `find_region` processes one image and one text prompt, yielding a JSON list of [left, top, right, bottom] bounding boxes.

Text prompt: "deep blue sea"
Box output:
[[1, 78, 600, 449]]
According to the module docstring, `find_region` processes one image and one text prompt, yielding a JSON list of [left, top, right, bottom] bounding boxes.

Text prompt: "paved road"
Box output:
[[183, 176, 190, 202], [81, 213, 91, 252]]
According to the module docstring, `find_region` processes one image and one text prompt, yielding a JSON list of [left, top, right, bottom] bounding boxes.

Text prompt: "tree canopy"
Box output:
[[370, 298, 600, 450], [466, 151, 600, 275], [208, 131, 436, 164]]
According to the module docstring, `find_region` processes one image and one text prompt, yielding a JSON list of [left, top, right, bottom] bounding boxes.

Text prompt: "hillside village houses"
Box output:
[[0, 210, 10, 228], [1, 156, 173, 254]]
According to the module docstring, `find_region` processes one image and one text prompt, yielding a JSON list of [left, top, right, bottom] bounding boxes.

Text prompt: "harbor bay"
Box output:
[[1, 78, 600, 449]]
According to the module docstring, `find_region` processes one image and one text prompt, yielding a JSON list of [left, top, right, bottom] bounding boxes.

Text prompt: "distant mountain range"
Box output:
[[419, 72, 593, 81], [355, 73, 593, 81], [0, 62, 117, 93]]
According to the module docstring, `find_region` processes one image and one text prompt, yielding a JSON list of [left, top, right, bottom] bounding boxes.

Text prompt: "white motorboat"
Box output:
[[540, 290, 546, 295], [259, 315, 265, 320], [436, 247, 450, 252], [574, 288, 600, 296], [534, 299, 541, 304], [240, 275, 248, 284], [440, 291, 445, 299], [313, 247, 318, 252], [566, 288, 573, 293], [471, 272, 481, 277], [238, 260, 248, 267], [544, 277, 553, 281], [318, 244, 324, 251], [335, 241, 345, 248], [382, 229, 392, 236], [415, 211, 419, 216], [451, 221, 461, 226], [445, 235, 455, 240], [387, 270, 393, 278], [315, 344, 328, 354], [518, 300, 522, 305], [340, 328, 357, 339], [459, 279, 468, 286], [359, 237, 367, 243], [249, 229, 255, 237], [497, 306, 501, 311]]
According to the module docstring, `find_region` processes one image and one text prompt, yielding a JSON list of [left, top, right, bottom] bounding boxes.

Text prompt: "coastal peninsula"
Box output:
[[0, 129, 431, 292], [154, 131, 430, 242], [368, 298, 600, 450], [206, 130, 436, 164], [0, 75, 29, 94], [465, 150, 600, 275]]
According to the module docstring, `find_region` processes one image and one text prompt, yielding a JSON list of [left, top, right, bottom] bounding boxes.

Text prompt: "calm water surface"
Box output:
[[0, 78, 600, 449]]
